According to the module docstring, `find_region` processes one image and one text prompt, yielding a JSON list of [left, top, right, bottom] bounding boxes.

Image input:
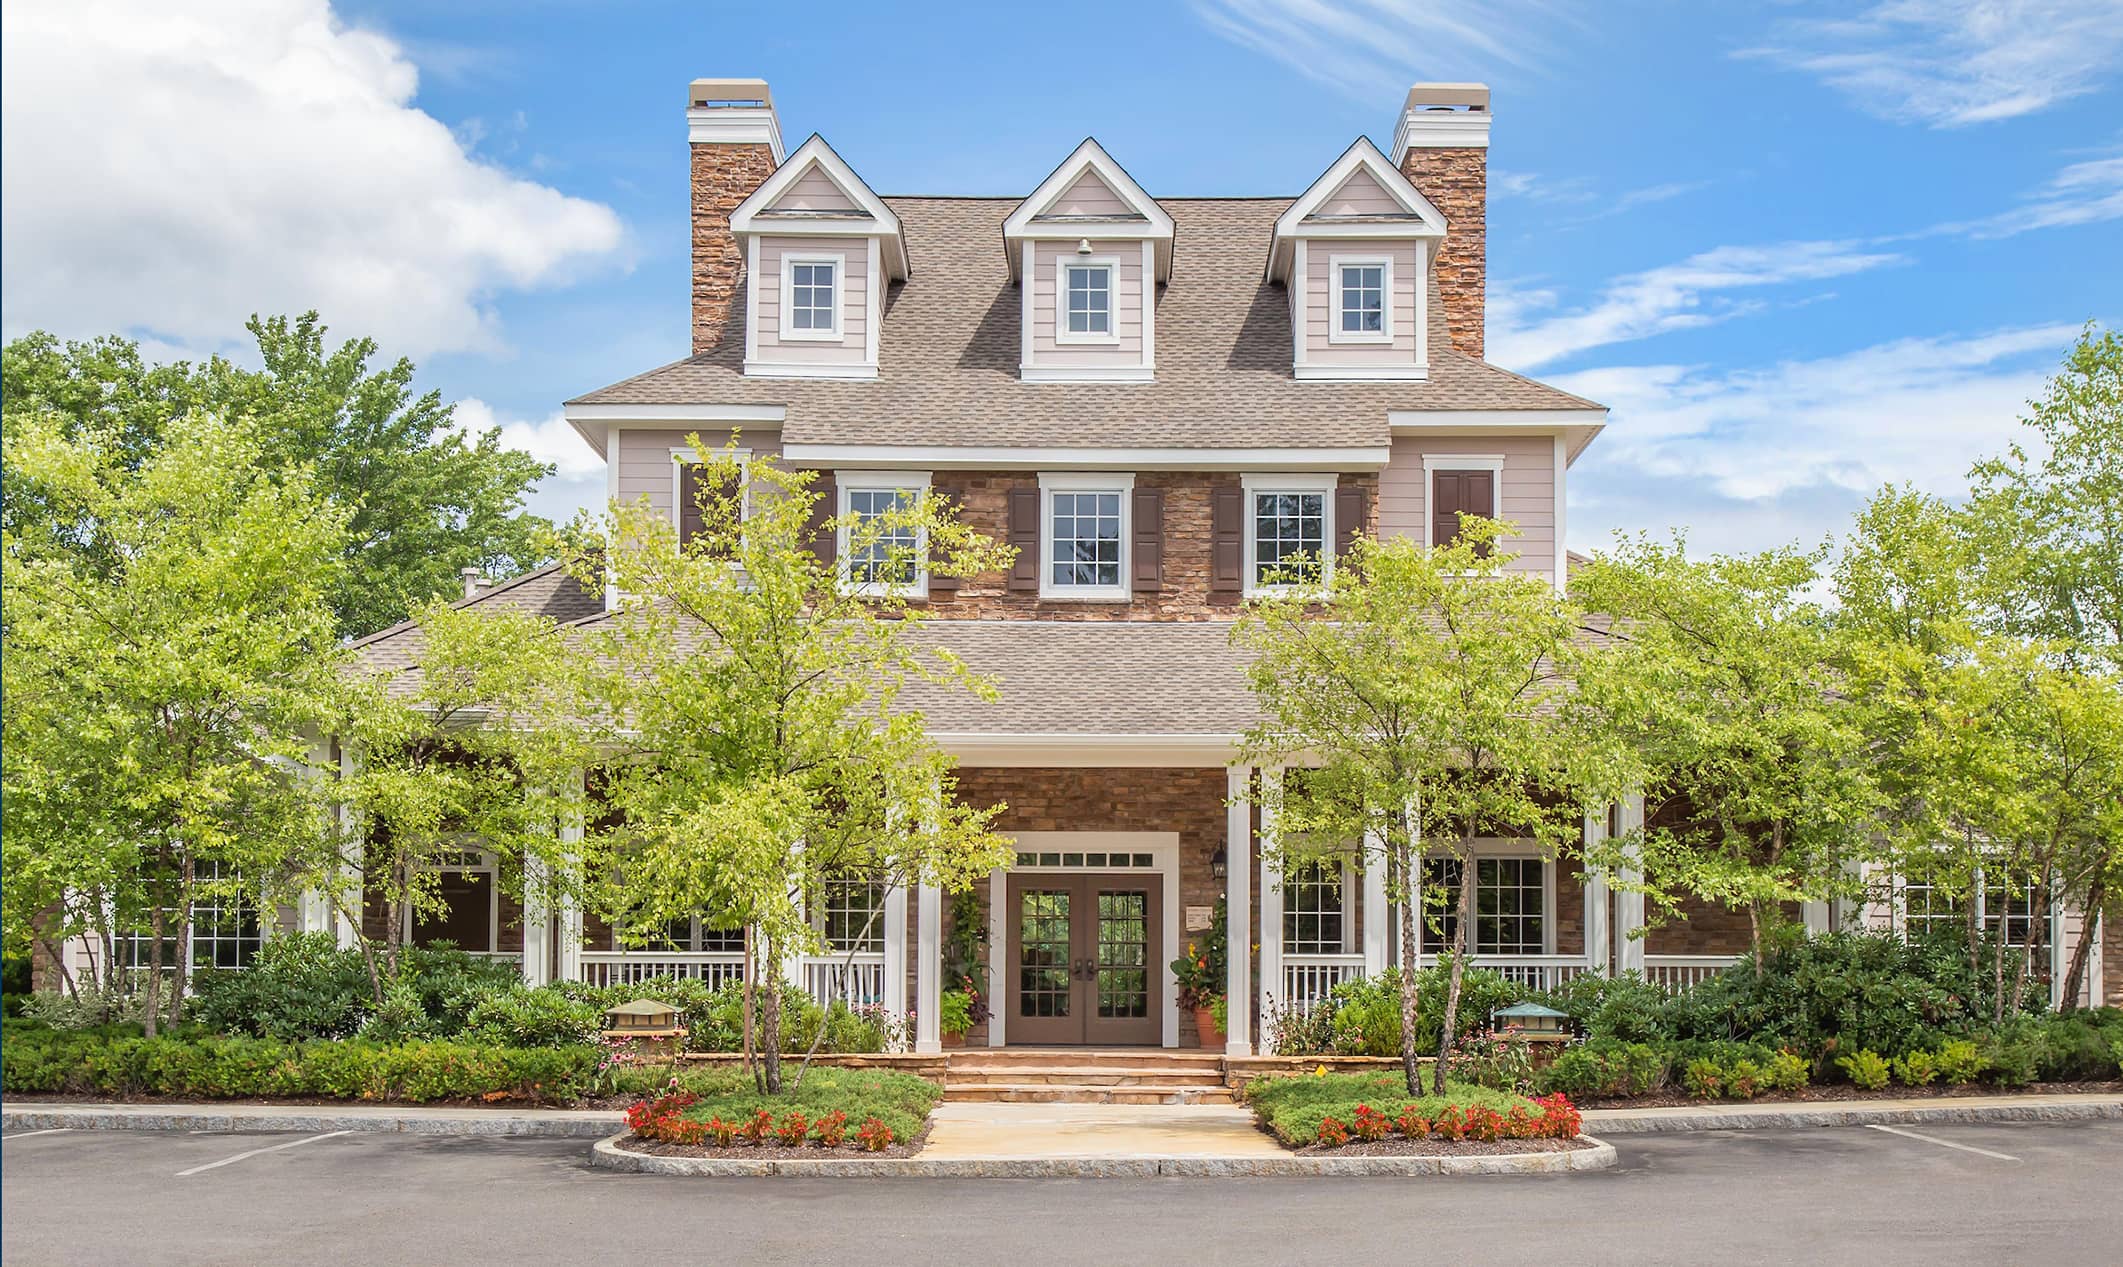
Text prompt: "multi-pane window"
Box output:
[[1048, 490, 1124, 591], [1419, 857, 1547, 955], [1283, 860, 1347, 955], [787, 259, 838, 334], [1903, 873, 2046, 949], [1338, 262, 1386, 336], [1253, 491, 1327, 586], [845, 486, 922, 588], [651, 917, 746, 953], [112, 862, 263, 971], [1063, 263, 1112, 337], [820, 880, 886, 953]]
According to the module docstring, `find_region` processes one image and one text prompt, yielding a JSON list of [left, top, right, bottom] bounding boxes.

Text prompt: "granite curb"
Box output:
[[1, 1103, 622, 1139], [1583, 1096, 2123, 1134], [587, 1133, 1619, 1177]]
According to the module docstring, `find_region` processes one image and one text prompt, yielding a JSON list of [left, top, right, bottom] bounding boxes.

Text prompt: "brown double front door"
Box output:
[[1005, 873, 1162, 1045]]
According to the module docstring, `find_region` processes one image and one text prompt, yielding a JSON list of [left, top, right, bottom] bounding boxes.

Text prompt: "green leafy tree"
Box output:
[[2, 313, 553, 637], [570, 441, 1016, 1092], [329, 596, 594, 999], [1235, 521, 1598, 1095], [1968, 324, 2122, 666], [1570, 537, 1877, 968], [1, 410, 345, 1032]]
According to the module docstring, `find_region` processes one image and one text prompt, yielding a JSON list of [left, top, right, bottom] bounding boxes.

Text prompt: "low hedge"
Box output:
[[0, 1021, 600, 1103], [1244, 1070, 1539, 1147]]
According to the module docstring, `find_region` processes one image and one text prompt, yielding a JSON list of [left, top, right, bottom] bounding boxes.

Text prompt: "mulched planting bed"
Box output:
[[624, 1124, 931, 1161], [1297, 1136, 1595, 1158], [1575, 1080, 2123, 1110]]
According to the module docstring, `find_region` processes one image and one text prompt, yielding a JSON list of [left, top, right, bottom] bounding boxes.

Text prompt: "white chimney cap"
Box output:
[[687, 77, 784, 162], [1393, 82, 1492, 161]]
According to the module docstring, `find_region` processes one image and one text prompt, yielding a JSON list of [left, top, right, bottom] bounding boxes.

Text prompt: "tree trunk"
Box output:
[[761, 961, 785, 1095], [742, 925, 758, 1087], [1748, 900, 1764, 974], [2008, 879, 2048, 1017], [2057, 875, 2107, 1013], [1431, 845, 1478, 1096], [1392, 842, 1423, 1098], [142, 883, 166, 1039], [167, 853, 195, 1030]]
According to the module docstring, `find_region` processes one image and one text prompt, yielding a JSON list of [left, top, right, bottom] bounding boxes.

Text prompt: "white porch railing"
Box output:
[[575, 951, 744, 990], [1281, 954, 1367, 1011], [799, 953, 888, 1009], [1641, 954, 1741, 991], [1455, 954, 1600, 992]]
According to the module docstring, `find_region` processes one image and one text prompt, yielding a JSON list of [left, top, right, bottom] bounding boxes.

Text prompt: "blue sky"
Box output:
[[4, 0, 2119, 557]]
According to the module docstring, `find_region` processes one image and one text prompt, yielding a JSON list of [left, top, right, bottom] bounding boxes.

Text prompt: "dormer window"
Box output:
[[783, 255, 841, 339], [1335, 258, 1389, 341], [1061, 260, 1116, 341]]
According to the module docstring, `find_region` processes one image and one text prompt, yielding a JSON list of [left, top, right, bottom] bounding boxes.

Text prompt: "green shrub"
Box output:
[[1272, 966, 1532, 1058], [2026, 1010, 2123, 1082], [1761, 1049, 1809, 1093], [1538, 974, 1670, 1043], [461, 988, 602, 1049], [190, 932, 374, 1041], [1979, 1027, 2044, 1088], [1892, 1049, 1939, 1086], [1535, 1040, 1669, 1099], [16, 984, 153, 1031], [1836, 1049, 1891, 1091], [1931, 1038, 1987, 1085], [1682, 1056, 1725, 1099]]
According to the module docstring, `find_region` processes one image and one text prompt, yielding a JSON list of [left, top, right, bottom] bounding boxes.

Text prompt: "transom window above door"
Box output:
[[783, 256, 841, 338], [1243, 474, 1338, 595], [1334, 258, 1389, 342], [1039, 473, 1132, 601], [1060, 261, 1115, 341]]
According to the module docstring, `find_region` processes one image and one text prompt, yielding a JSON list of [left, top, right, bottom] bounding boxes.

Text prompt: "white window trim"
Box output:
[[778, 251, 845, 341], [1037, 471, 1135, 602], [1281, 855, 1357, 956], [1419, 840, 1557, 956], [671, 446, 754, 537], [1241, 472, 1338, 598], [399, 848, 502, 955], [836, 469, 933, 600], [1419, 454, 1506, 551], [1054, 256, 1121, 346], [1328, 253, 1393, 345]]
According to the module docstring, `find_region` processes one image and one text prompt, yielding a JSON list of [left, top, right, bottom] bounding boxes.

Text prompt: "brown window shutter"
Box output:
[[805, 474, 837, 568], [1007, 485, 1041, 592], [1210, 483, 1244, 601], [1433, 470, 1495, 554], [1467, 469, 1495, 520], [1131, 486, 1164, 591], [677, 462, 707, 548], [1334, 484, 1366, 558]]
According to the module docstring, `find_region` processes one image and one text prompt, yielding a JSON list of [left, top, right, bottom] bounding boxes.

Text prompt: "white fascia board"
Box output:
[[1004, 138, 1173, 279], [731, 134, 902, 233], [1268, 137, 1447, 281], [781, 443, 1390, 471], [930, 733, 1240, 767], [1386, 408, 1607, 464], [564, 403, 789, 424], [687, 106, 784, 161]]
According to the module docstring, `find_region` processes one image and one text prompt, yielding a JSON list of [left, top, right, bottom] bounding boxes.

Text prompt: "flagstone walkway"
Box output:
[[919, 1101, 1286, 1160]]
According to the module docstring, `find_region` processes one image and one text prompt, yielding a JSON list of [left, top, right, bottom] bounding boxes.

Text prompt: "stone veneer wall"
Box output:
[[926, 471, 1379, 620], [1397, 146, 1486, 358], [691, 140, 778, 355]]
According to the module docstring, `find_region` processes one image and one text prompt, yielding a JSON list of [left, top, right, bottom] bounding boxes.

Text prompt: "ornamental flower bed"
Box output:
[[1247, 1070, 1592, 1156], [620, 1067, 939, 1160]]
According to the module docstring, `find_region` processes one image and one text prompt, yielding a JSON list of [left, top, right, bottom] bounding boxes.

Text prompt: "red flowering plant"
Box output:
[[737, 1109, 775, 1144], [624, 1089, 700, 1142], [1350, 1104, 1392, 1142], [1393, 1107, 1432, 1139], [775, 1111, 810, 1146], [1315, 1116, 1352, 1147], [811, 1110, 850, 1147], [1533, 1093, 1582, 1139], [856, 1116, 895, 1152], [706, 1116, 740, 1147]]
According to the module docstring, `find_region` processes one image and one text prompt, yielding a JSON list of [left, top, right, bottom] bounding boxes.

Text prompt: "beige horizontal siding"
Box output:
[[1303, 239, 1420, 365], [615, 426, 784, 520], [752, 235, 870, 363], [1377, 434, 1557, 578], [1029, 239, 1147, 366]]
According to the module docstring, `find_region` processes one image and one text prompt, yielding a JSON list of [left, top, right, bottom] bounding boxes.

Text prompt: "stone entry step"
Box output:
[[942, 1049, 1236, 1105]]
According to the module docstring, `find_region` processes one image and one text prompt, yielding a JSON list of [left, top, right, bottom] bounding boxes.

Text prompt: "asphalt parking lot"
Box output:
[[5, 1119, 2119, 1266]]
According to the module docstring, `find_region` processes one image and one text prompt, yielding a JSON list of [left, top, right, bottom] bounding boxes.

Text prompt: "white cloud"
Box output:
[[1936, 150, 2123, 238], [1557, 323, 2079, 556], [1739, 0, 2123, 127], [1190, 0, 1581, 102], [456, 398, 606, 525], [1489, 241, 1903, 371], [0, 0, 625, 359]]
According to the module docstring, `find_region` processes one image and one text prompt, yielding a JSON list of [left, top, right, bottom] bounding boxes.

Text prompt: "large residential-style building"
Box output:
[[78, 78, 2107, 1050]]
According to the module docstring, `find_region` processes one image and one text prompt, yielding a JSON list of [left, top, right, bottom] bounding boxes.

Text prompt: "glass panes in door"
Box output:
[[1096, 890, 1150, 1019], [1018, 889, 1072, 1018]]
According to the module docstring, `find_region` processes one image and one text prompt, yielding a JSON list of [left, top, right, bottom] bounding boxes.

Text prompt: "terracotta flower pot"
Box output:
[[941, 1031, 967, 1049], [1192, 1006, 1226, 1050]]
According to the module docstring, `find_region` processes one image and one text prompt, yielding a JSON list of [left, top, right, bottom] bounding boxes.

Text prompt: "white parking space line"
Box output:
[[2, 1128, 72, 1141], [1864, 1123, 2021, 1161], [175, 1130, 353, 1177]]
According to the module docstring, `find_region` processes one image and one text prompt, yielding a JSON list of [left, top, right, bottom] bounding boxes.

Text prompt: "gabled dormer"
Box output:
[[731, 134, 908, 380], [1004, 139, 1173, 384], [1268, 139, 1445, 381]]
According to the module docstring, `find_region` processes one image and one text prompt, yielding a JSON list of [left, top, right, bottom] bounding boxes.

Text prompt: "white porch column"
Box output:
[[1582, 806, 1610, 975], [521, 854, 552, 987], [553, 766, 586, 984], [1258, 766, 1284, 1029], [2050, 886, 2068, 1009], [914, 882, 943, 1053], [1224, 765, 1254, 1056], [1801, 899, 1831, 936], [2089, 911, 2106, 1008], [334, 743, 364, 949], [1361, 827, 1389, 977], [986, 868, 1008, 1047], [883, 882, 909, 1021], [1615, 791, 1646, 976]]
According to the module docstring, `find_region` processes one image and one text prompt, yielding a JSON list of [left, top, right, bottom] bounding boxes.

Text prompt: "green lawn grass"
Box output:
[[1245, 1070, 1540, 1146]]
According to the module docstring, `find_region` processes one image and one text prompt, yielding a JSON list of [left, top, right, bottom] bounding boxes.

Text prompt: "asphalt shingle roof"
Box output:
[[569, 198, 1600, 450]]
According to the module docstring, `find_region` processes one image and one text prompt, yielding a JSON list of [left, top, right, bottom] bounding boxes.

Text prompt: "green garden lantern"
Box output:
[[1490, 1001, 1572, 1042]]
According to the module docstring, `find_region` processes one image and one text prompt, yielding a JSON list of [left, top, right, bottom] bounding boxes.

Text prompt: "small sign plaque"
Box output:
[[1184, 905, 1214, 931]]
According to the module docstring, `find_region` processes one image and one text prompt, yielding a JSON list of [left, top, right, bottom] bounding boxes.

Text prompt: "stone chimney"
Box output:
[[687, 78, 784, 355], [1392, 84, 1490, 359]]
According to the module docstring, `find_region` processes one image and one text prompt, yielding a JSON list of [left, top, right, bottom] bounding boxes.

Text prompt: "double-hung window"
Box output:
[[1333, 257, 1390, 342], [782, 255, 841, 339], [1059, 260, 1116, 342], [1243, 474, 1337, 595], [1419, 856, 1549, 956], [1283, 859, 1352, 955], [838, 473, 930, 597], [819, 879, 887, 954], [1040, 473, 1131, 601]]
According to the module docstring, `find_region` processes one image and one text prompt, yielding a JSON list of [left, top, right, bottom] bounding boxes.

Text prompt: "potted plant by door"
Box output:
[[939, 989, 975, 1048], [1171, 898, 1229, 1048]]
